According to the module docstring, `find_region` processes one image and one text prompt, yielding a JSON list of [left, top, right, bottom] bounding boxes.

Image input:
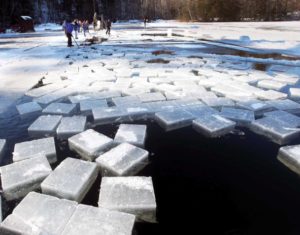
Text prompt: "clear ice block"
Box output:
[[0, 156, 52, 201], [98, 177, 156, 223], [41, 158, 98, 202], [56, 116, 87, 140], [114, 124, 147, 147], [13, 137, 57, 164], [68, 129, 114, 161], [28, 115, 62, 137], [96, 143, 149, 176]]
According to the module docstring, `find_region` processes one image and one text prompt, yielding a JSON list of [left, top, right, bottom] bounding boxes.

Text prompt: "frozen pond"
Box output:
[[1, 20, 300, 234]]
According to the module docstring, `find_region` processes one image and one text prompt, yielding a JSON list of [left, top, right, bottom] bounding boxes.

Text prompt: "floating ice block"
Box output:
[[193, 114, 236, 138], [68, 91, 120, 103], [264, 110, 300, 128], [289, 88, 300, 100], [68, 129, 114, 161], [257, 80, 287, 91], [28, 115, 62, 137], [138, 92, 166, 103], [277, 145, 300, 175], [0, 156, 52, 201], [61, 204, 135, 235], [41, 158, 98, 202], [42, 103, 77, 116], [16, 102, 42, 118], [98, 177, 156, 223], [255, 90, 287, 100], [155, 109, 195, 131], [185, 105, 219, 118], [112, 96, 141, 106], [236, 99, 273, 117], [220, 107, 255, 126], [96, 143, 149, 176], [80, 99, 108, 116], [250, 117, 300, 145], [13, 137, 57, 164], [201, 97, 235, 109], [266, 99, 300, 114], [56, 116, 87, 140], [93, 107, 129, 125], [114, 124, 147, 148], [0, 192, 77, 234]]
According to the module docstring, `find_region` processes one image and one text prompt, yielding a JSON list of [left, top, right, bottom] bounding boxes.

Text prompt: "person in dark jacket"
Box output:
[[65, 20, 74, 47], [106, 19, 111, 36], [74, 19, 79, 39]]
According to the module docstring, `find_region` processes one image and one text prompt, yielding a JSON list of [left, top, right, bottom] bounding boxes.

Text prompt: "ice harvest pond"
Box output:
[[1, 21, 300, 234]]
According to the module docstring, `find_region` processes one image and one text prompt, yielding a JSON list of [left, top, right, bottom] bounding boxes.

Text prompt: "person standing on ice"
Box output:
[[93, 13, 98, 31], [106, 19, 111, 36], [73, 19, 79, 39], [144, 16, 148, 29], [65, 20, 74, 47], [83, 20, 89, 37]]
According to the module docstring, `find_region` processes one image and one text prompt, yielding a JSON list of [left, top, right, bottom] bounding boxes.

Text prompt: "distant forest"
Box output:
[[1, 0, 300, 26]]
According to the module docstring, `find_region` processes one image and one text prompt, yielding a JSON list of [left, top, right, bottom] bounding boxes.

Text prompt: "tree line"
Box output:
[[1, 0, 300, 27]]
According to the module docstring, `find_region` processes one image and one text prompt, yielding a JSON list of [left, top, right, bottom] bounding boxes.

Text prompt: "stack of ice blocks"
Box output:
[[277, 145, 300, 175], [28, 115, 62, 137], [41, 158, 98, 202], [56, 116, 87, 140], [114, 124, 147, 147], [13, 137, 57, 164], [68, 129, 114, 161], [0, 156, 52, 201], [98, 177, 157, 223], [96, 143, 149, 176]]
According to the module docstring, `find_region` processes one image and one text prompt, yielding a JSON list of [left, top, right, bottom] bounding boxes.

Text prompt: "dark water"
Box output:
[[1, 98, 300, 234]]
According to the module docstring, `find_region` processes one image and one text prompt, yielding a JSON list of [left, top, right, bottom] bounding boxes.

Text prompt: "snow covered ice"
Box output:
[[115, 124, 147, 147], [68, 129, 114, 161], [99, 177, 156, 223], [42, 102, 77, 116], [278, 145, 300, 176], [16, 101, 42, 118], [61, 204, 135, 235], [41, 158, 98, 202], [0, 192, 77, 234], [96, 143, 149, 176], [28, 115, 62, 137], [13, 137, 57, 164], [56, 116, 87, 140], [193, 114, 236, 138], [0, 156, 52, 201]]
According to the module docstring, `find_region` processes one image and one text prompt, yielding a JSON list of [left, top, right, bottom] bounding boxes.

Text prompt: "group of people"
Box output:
[[63, 17, 112, 47], [63, 19, 91, 47]]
